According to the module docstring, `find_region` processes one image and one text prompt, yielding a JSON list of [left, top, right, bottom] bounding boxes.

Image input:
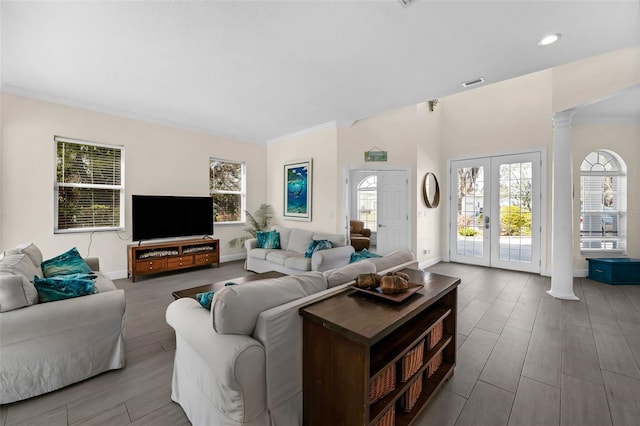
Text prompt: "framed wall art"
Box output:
[[284, 159, 312, 221]]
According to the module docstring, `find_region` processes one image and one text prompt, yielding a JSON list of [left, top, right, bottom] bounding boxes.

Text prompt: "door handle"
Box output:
[[484, 215, 490, 229]]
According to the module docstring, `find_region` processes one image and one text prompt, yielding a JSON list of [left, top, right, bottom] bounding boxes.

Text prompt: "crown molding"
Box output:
[[1, 85, 265, 144], [572, 114, 640, 125]]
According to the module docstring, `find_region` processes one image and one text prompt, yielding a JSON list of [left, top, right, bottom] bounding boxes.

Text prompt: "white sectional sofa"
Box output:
[[245, 225, 355, 275], [166, 249, 416, 426], [0, 244, 126, 403]]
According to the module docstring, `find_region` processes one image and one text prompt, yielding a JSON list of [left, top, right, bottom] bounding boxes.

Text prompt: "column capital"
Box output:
[[552, 110, 576, 129]]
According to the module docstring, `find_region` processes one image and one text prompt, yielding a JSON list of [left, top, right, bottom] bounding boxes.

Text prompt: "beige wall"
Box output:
[[1, 93, 267, 276], [337, 102, 443, 264], [572, 123, 640, 269], [553, 47, 640, 113], [266, 126, 340, 234]]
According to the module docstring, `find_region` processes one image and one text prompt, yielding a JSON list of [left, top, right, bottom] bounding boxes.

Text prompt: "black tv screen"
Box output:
[[132, 195, 214, 241]]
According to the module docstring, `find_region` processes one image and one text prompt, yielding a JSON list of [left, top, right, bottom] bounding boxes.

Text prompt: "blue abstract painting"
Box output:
[[284, 159, 312, 221]]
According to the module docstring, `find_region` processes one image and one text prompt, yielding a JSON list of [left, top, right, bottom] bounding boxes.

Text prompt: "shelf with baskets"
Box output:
[[300, 268, 459, 426]]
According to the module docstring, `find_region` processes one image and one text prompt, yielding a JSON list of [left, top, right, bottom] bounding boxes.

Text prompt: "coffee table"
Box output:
[[172, 270, 286, 299]]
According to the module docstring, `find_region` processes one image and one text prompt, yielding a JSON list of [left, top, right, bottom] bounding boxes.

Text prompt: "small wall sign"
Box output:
[[364, 148, 387, 162]]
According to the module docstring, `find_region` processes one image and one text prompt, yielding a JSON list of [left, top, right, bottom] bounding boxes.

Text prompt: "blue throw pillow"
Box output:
[[304, 239, 333, 258], [33, 273, 98, 303], [196, 282, 236, 310], [349, 248, 382, 263], [41, 247, 92, 277], [257, 231, 281, 249]]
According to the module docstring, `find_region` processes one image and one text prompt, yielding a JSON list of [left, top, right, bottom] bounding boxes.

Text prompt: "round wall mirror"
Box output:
[[422, 172, 440, 208]]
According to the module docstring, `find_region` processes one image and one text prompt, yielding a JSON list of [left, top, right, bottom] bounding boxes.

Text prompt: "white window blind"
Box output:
[[579, 150, 626, 253], [210, 158, 246, 223], [55, 137, 125, 233]]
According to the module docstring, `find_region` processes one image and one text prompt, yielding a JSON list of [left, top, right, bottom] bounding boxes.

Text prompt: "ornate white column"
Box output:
[[548, 110, 579, 300]]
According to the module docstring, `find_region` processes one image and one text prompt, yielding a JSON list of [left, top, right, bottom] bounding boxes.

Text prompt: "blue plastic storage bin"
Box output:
[[587, 258, 640, 285]]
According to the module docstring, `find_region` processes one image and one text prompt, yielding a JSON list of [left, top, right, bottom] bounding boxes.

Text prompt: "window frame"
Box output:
[[579, 149, 626, 254], [54, 136, 125, 234], [357, 175, 377, 232], [209, 157, 246, 225]]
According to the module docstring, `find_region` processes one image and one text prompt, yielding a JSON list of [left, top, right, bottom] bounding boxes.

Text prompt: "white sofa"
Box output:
[[0, 244, 126, 403], [166, 249, 416, 426], [245, 225, 355, 275]]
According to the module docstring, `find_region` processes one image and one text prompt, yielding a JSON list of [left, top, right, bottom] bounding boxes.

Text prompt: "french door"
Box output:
[[449, 152, 541, 273]]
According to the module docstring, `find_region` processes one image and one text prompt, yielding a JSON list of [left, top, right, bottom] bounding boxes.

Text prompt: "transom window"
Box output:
[[579, 150, 626, 253], [55, 136, 125, 233], [357, 175, 377, 231], [210, 158, 246, 223]]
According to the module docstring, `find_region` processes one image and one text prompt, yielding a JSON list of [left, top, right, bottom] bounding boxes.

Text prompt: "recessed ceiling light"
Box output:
[[538, 33, 561, 46]]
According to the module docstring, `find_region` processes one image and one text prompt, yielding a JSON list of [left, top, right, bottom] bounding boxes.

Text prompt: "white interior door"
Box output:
[[377, 171, 410, 255], [450, 152, 541, 273]]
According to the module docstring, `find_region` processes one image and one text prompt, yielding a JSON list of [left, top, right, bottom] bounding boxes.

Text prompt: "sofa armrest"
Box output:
[[245, 238, 258, 251], [361, 228, 372, 238], [84, 257, 100, 271], [0, 289, 125, 346], [311, 245, 355, 272], [166, 298, 267, 421]]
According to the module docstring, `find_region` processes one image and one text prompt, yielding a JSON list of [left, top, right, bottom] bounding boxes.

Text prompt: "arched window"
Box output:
[[357, 175, 377, 232], [580, 150, 626, 253]]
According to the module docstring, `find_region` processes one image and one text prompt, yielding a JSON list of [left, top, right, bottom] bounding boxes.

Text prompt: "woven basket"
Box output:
[[399, 378, 423, 413], [369, 364, 396, 403], [372, 405, 395, 426], [427, 320, 444, 350], [425, 351, 443, 379], [400, 339, 424, 382]]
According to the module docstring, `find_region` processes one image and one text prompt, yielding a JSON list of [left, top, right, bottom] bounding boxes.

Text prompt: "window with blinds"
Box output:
[[55, 137, 125, 233], [579, 150, 626, 253], [210, 158, 245, 223]]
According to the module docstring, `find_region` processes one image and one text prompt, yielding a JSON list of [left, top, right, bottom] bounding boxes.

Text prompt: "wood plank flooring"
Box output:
[[3, 261, 640, 425]]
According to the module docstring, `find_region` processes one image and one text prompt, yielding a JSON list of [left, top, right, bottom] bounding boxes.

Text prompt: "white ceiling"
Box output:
[[2, 1, 639, 143]]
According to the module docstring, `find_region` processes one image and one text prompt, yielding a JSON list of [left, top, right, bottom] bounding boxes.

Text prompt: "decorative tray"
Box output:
[[349, 282, 423, 303]]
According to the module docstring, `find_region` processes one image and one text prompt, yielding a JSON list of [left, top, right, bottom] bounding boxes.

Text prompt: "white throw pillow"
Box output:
[[287, 228, 314, 254], [272, 226, 291, 251], [0, 273, 30, 312], [6, 243, 44, 277], [0, 254, 39, 305]]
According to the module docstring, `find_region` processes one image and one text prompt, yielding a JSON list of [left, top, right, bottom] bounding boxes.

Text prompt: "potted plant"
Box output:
[[228, 204, 275, 248]]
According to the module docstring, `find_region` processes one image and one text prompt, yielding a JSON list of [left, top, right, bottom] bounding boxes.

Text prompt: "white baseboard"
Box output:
[[418, 257, 442, 269], [574, 269, 588, 277]]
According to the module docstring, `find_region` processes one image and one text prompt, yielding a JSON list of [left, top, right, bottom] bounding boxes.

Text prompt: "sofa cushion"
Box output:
[[248, 248, 272, 260], [265, 250, 299, 266], [41, 247, 92, 277], [287, 228, 314, 254], [272, 226, 292, 252], [368, 249, 415, 272], [0, 254, 39, 305], [0, 274, 30, 312], [33, 273, 98, 303], [284, 256, 312, 271], [323, 260, 376, 288], [257, 230, 281, 249], [313, 233, 346, 247], [212, 272, 328, 335]]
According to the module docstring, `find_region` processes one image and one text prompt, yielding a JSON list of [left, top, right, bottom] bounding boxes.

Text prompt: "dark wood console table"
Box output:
[[299, 268, 460, 426]]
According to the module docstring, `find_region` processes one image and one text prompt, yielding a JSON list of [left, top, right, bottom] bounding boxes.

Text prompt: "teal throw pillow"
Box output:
[[349, 248, 382, 263], [33, 273, 98, 303], [41, 247, 92, 277], [257, 231, 281, 249], [304, 239, 333, 258], [196, 282, 236, 310]]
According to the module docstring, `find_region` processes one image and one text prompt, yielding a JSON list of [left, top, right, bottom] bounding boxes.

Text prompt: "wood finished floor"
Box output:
[[3, 261, 640, 425]]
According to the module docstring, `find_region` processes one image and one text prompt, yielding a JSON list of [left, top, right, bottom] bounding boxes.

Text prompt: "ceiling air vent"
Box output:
[[397, 0, 416, 7], [462, 77, 485, 88]]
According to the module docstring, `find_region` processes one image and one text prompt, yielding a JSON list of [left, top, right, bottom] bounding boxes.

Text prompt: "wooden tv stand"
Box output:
[[127, 238, 219, 282], [299, 269, 459, 426]]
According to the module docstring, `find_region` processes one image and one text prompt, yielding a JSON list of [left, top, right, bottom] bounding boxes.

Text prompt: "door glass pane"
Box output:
[[498, 161, 532, 263], [456, 166, 484, 257]]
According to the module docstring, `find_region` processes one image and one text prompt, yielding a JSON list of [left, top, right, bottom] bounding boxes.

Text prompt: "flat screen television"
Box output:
[[132, 195, 214, 241]]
